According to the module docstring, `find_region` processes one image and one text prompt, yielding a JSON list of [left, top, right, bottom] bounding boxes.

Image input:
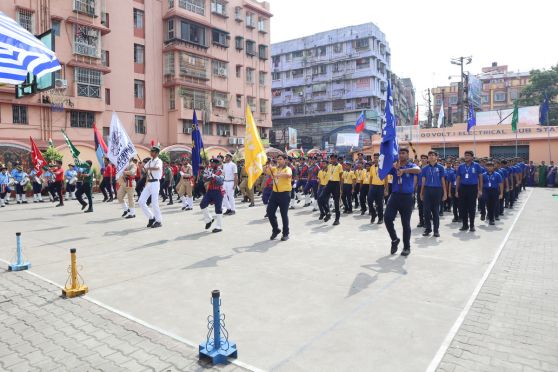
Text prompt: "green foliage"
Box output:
[[42, 146, 63, 164], [159, 151, 170, 164], [519, 64, 558, 124]]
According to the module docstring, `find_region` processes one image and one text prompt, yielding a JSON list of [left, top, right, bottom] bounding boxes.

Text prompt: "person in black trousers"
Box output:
[[420, 151, 447, 237], [75, 161, 94, 213], [359, 162, 371, 215], [368, 153, 388, 224], [456, 151, 483, 232], [319, 154, 343, 225], [482, 161, 504, 225], [266, 154, 292, 241], [415, 155, 427, 227]]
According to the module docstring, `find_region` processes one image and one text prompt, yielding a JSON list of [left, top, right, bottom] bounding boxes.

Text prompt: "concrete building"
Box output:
[[391, 74, 415, 127], [432, 62, 530, 126], [0, 0, 272, 166], [270, 23, 391, 150]]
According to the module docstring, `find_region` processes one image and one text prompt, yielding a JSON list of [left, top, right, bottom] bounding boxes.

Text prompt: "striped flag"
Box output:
[[93, 123, 108, 168]]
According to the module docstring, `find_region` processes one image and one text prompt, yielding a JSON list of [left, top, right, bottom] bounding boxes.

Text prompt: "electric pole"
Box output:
[[425, 88, 433, 128], [451, 56, 472, 124]]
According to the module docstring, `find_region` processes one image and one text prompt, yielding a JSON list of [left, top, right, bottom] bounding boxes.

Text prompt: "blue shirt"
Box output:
[[457, 162, 483, 185], [445, 168, 456, 188], [11, 170, 27, 182], [482, 172, 503, 190], [421, 163, 445, 188], [0, 172, 9, 186], [65, 169, 77, 181], [390, 162, 420, 194], [44, 171, 53, 182]]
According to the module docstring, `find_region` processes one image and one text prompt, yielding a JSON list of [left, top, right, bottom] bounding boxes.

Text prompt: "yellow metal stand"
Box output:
[[62, 248, 88, 298]]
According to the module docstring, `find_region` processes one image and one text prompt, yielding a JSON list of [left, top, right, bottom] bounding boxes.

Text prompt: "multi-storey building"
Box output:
[[391, 74, 415, 127], [0, 0, 272, 166], [432, 62, 530, 126], [270, 23, 391, 149]]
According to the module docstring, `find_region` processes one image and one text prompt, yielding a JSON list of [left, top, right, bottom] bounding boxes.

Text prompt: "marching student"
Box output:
[[29, 167, 44, 203], [266, 154, 292, 241], [319, 154, 343, 225], [455, 150, 483, 232], [368, 153, 388, 224], [222, 153, 238, 215], [482, 161, 504, 225], [75, 160, 94, 213], [117, 158, 138, 219], [341, 161, 356, 214], [177, 158, 194, 211], [384, 148, 421, 257], [352, 162, 363, 210], [445, 160, 459, 222], [415, 154, 428, 227], [359, 162, 371, 215], [317, 159, 329, 220], [139, 147, 163, 228], [53, 160, 65, 207], [0, 165, 9, 207], [12, 164, 29, 204], [420, 151, 447, 237], [100, 158, 115, 202], [200, 158, 225, 233], [304, 157, 320, 210], [64, 164, 77, 201]]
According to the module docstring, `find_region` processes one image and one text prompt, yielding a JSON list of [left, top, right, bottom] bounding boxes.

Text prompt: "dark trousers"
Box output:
[[499, 193, 505, 215], [32, 181, 42, 194], [478, 192, 487, 217], [384, 183, 392, 204], [100, 178, 113, 199], [317, 185, 325, 214], [486, 188, 499, 222], [320, 181, 340, 219], [459, 185, 478, 228], [506, 187, 514, 207], [368, 185, 384, 219], [200, 189, 223, 214], [54, 181, 63, 204], [47, 183, 57, 200], [423, 186, 443, 232], [450, 188, 459, 220], [415, 188, 424, 224], [267, 191, 290, 236], [65, 182, 75, 194], [15, 184, 24, 195], [384, 193, 414, 249], [353, 183, 360, 208], [342, 184, 353, 212], [136, 178, 145, 199], [359, 184, 369, 212], [76, 183, 93, 210]]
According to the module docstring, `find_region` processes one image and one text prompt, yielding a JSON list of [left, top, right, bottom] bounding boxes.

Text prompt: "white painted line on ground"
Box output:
[[425, 188, 533, 372], [0, 260, 264, 372]]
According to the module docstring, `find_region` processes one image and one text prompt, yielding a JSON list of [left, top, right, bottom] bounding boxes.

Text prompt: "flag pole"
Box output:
[[443, 124, 446, 158], [515, 128, 518, 157], [547, 110, 552, 162], [473, 128, 477, 154]]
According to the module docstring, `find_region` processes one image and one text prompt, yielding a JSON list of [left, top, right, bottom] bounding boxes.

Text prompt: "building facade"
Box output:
[[392, 74, 415, 127], [432, 62, 530, 126], [270, 23, 391, 149], [0, 0, 272, 166]]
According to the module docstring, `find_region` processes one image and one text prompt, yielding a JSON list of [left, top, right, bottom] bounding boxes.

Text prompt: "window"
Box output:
[[135, 115, 146, 134], [312, 83, 326, 93], [355, 38, 369, 50], [134, 80, 145, 99], [246, 68, 254, 84], [52, 19, 61, 36], [182, 119, 193, 134], [259, 71, 267, 86], [356, 58, 370, 69], [292, 69, 303, 79], [70, 111, 95, 128], [181, 88, 208, 110], [105, 88, 110, 105], [73, 0, 96, 16], [164, 52, 175, 76], [212, 29, 229, 47], [272, 107, 281, 116], [449, 95, 458, 104], [179, 0, 205, 15], [169, 87, 175, 109], [134, 44, 144, 64], [213, 92, 228, 108], [12, 105, 28, 124], [75, 67, 101, 98], [333, 43, 343, 53], [292, 50, 303, 58], [247, 96, 256, 112], [73, 25, 99, 57], [312, 65, 326, 75], [102, 127, 110, 144], [258, 44, 268, 60], [203, 122, 213, 136], [258, 17, 266, 33], [272, 55, 280, 67], [333, 99, 345, 111], [180, 20, 207, 47], [317, 46, 326, 56], [167, 19, 175, 40], [245, 40, 256, 56], [235, 36, 244, 50], [355, 78, 370, 90], [133, 9, 144, 29], [101, 11, 109, 27], [212, 60, 228, 78], [16, 9, 33, 33], [217, 124, 230, 136], [481, 94, 489, 104], [333, 62, 344, 73], [294, 105, 304, 114], [235, 65, 242, 78], [236, 94, 242, 108], [494, 92, 506, 102], [234, 6, 242, 21], [99, 50, 108, 67], [245, 11, 255, 28], [272, 72, 280, 81], [510, 89, 519, 100], [272, 89, 281, 97], [259, 98, 268, 113], [178, 52, 208, 79], [316, 102, 326, 112], [436, 97, 442, 106], [211, 0, 227, 16]]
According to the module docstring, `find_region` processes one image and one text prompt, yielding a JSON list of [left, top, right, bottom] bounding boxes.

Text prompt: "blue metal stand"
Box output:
[[9, 232, 31, 271], [199, 290, 237, 364]]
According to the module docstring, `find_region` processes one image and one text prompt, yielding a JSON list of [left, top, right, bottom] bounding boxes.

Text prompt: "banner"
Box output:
[[107, 112, 137, 178], [245, 106, 267, 189], [336, 133, 359, 147], [29, 137, 46, 176], [288, 127, 297, 149]]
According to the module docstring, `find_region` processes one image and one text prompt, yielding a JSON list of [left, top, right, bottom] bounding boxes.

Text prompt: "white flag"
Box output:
[[437, 105, 445, 128], [107, 112, 137, 178]]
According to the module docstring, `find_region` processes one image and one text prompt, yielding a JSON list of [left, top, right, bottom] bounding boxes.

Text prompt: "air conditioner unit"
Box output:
[[298, 92, 303, 96], [237, 138, 245, 145], [217, 67, 226, 77], [214, 99, 226, 108], [224, 130, 231, 136], [184, 127, 192, 134], [229, 137, 237, 144], [55, 79, 68, 89]]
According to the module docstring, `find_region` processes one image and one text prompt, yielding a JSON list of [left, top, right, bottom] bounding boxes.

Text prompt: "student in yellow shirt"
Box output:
[[368, 153, 389, 224], [341, 162, 356, 214], [359, 162, 371, 215], [318, 154, 343, 225], [317, 159, 329, 219], [265, 154, 292, 241], [352, 162, 363, 210]]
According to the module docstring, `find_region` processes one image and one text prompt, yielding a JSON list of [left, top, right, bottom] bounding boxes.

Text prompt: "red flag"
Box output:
[[414, 104, 419, 126], [93, 123, 108, 152], [30, 137, 47, 177], [300, 146, 305, 157]]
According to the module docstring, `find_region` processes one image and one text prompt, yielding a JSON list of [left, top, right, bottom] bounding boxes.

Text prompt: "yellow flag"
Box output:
[[244, 106, 268, 189]]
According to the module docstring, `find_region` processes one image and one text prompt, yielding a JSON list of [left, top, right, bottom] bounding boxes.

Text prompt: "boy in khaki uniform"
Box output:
[[239, 165, 255, 206], [118, 158, 138, 219], [177, 159, 194, 211]]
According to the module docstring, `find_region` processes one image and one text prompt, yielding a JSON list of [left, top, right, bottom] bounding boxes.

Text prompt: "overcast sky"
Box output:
[[269, 0, 557, 113]]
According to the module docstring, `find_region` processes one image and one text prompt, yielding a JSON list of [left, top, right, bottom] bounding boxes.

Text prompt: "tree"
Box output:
[[519, 64, 558, 125], [159, 151, 170, 164], [42, 146, 63, 164]]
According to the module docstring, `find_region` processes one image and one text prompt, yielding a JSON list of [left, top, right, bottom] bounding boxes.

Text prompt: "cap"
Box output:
[[68, 163, 74, 167], [225, 153, 233, 158], [150, 146, 160, 153], [210, 158, 221, 164]]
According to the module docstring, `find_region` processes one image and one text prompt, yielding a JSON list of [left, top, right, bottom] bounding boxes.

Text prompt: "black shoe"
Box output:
[[360, 210, 365, 216], [489, 220, 495, 225], [108, 198, 114, 202], [125, 215, 136, 219], [332, 219, 340, 226], [205, 219, 214, 230], [422, 230, 432, 236], [122, 210, 129, 217], [102, 198, 108, 202], [55, 203, 63, 207], [433, 232, 440, 237], [228, 211, 236, 215], [469, 226, 476, 232], [347, 210, 353, 214], [181, 207, 186, 211], [370, 216, 376, 224], [377, 218, 383, 225], [151, 222, 162, 228], [147, 218, 155, 228], [289, 206, 295, 210], [495, 216, 500, 221], [459, 225, 469, 231], [212, 228, 222, 233], [417, 223, 424, 228], [223, 209, 231, 215], [390, 238, 400, 255], [452, 218, 459, 223], [81, 204, 87, 210], [323, 214, 331, 222], [319, 213, 325, 220], [167, 201, 174, 205], [281, 235, 289, 241], [401, 248, 411, 257], [162, 197, 167, 202], [270, 229, 281, 240], [249, 203, 255, 207], [84, 209, 93, 213], [39, 200, 44, 203], [264, 214, 268, 218], [480, 215, 486, 221]]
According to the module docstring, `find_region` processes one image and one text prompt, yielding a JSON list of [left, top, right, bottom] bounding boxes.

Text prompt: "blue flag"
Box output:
[[191, 110, 204, 177], [379, 80, 398, 180], [539, 93, 550, 125], [467, 103, 476, 133]]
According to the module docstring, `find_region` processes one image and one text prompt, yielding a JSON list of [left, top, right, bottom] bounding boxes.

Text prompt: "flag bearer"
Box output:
[[420, 151, 447, 237], [266, 154, 292, 241], [75, 161, 94, 213], [482, 161, 504, 225], [455, 151, 483, 232], [117, 158, 138, 219]]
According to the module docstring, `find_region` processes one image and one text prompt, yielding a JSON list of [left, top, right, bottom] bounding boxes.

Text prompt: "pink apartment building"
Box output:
[[0, 0, 272, 166]]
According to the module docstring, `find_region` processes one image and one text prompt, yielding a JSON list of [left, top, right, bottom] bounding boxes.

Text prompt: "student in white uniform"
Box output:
[[139, 146, 163, 228], [222, 153, 238, 216]]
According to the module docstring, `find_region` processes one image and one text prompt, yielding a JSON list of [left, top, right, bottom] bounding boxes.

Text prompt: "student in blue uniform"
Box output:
[[415, 154, 428, 227], [384, 148, 421, 257], [455, 151, 483, 232], [482, 161, 504, 225], [0, 164, 9, 207], [420, 151, 447, 237]]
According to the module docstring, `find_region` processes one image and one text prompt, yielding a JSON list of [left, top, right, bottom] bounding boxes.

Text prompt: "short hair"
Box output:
[[428, 151, 438, 157], [357, 152, 363, 156], [373, 153, 380, 157], [329, 154, 337, 159], [276, 154, 286, 160], [420, 154, 428, 159], [86, 160, 93, 166], [464, 150, 474, 157], [399, 148, 409, 154]]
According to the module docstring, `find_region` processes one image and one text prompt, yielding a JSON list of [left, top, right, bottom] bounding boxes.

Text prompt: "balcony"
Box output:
[[73, 0, 96, 17]]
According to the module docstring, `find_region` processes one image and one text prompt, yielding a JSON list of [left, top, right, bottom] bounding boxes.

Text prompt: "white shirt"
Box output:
[[146, 157, 163, 180], [223, 162, 238, 181]]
